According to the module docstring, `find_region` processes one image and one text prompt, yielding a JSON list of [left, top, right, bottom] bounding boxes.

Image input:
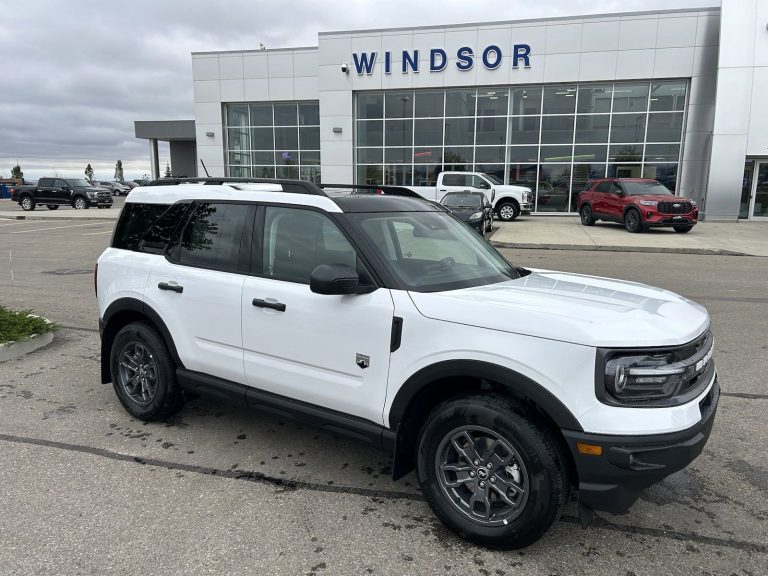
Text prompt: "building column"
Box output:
[[149, 138, 160, 180]]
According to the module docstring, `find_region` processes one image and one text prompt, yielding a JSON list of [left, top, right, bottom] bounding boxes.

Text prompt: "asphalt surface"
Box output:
[[0, 218, 766, 576]]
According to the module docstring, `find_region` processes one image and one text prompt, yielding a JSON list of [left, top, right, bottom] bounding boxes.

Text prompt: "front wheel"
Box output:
[[73, 196, 88, 210], [579, 204, 595, 226], [624, 208, 643, 233], [417, 394, 568, 549], [496, 201, 520, 222], [20, 196, 35, 211], [674, 225, 693, 233]]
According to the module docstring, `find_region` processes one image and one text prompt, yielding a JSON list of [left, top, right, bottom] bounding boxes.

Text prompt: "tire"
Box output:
[[579, 204, 595, 226], [417, 394, 568, 549], [497, 201, 520, 222], [73, 196, 88, 210], [110, 322, 184, 421], [485, 214, 493, 233], [20, 195, 35, 211], [46, 205, 59, 210], [624, 208, 643, 233], [674, 225, 693, 234]]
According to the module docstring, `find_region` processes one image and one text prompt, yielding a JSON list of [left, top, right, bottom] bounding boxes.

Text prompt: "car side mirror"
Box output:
[[310, 264, 368, 295]]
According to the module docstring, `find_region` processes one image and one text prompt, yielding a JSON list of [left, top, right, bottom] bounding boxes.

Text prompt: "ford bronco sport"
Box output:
[[97, 177, 719, 549]]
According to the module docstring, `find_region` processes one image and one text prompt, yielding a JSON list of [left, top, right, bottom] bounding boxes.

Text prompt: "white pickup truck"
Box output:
[[407, 172, 533, 221]]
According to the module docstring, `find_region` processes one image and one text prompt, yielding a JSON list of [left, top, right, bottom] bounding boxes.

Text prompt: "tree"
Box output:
[[164, 162, 172, 178], [11, 163, 23, 180], [114, 160, 124, 182], [85, 163, 94, 183]]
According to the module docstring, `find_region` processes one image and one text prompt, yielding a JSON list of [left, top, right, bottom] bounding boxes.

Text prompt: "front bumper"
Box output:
[[520, 202, 532, 215], [562, 379, 719, 513], [88, 196, 113, 207], [643, 210, 698, 227]]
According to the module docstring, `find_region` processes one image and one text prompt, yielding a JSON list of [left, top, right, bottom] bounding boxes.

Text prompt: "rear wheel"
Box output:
[[624, 208, 643, 233], [579, 204, 595, 226], [46, 205, 59, 210], [20, 196, 35, 211], [417, 394, 568, 549], [674, 225, 693, 234], [73, 196, 88, 210], [497, 201, 520, 222]]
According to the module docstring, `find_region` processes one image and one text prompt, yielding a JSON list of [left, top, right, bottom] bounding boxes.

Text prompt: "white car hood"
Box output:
[[408, 270, 709, 348]]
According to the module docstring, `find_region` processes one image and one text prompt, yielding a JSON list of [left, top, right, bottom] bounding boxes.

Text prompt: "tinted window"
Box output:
[[262, 207, 357, 284], [594, 182, 612, 193], [141, 203, 190, 254], [442, 193, 483, 208], [442, 174, 467, 187], [113, 203, 172, 251], [178, 203, 248, 272]]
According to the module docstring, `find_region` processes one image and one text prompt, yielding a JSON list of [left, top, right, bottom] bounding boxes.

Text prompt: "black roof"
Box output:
[[332, 195, 441, 213]]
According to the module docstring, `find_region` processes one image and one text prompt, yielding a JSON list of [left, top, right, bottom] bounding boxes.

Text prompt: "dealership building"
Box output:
[[135, 0, 768, 220]]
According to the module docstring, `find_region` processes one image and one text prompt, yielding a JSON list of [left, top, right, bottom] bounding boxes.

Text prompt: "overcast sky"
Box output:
[[0, 0, 718, 181]]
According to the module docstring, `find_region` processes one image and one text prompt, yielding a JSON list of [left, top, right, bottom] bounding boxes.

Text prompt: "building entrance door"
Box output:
[[747, 161, 768, 220]]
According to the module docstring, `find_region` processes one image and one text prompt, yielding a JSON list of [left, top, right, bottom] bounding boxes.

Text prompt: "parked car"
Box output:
[[407, 171, 533, 222], [98, 181, 132, 196], [97, 177, 718, 549], [122, 181, 140, 190], [10, 178, 113, 210], [577, 178, 698, 233], [440, 191, 493, 235]]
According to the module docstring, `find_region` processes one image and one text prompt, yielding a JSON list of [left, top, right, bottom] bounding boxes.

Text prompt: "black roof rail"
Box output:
[[146, 177, 327, 196], [319, 183, 422, 198]]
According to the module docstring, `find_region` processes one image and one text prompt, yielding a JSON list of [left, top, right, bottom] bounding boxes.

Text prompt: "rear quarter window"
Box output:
[[112, 203, 173, 251]]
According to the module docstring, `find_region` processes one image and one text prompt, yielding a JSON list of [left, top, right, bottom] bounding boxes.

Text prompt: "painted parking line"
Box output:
[[8, 222, 108, 234], [82, 230, 114, 236]]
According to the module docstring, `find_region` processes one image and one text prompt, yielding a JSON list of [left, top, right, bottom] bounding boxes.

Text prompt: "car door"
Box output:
[[590, 182, 610, 215], [36, 178, 54, 203], [144, 201, 253, 385], [603, 181, 626, 219], [54, 179, 71, 204], [439, 173, 468, 196], [241, 205, 395, 423]]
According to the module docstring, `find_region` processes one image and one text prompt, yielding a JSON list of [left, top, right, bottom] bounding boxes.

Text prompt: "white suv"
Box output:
[[96, 178, 719, 549]]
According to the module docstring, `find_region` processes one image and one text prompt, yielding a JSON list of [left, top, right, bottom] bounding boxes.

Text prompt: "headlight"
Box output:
[[469, 212, 483, 221], [87, 191, 97, 197], [639, 200, 658, 206], [691, 200, 697, 208], [604, 353, 687, 401]]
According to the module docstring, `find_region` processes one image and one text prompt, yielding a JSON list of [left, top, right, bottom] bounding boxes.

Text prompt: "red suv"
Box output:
[[577, 179, 698, 233]]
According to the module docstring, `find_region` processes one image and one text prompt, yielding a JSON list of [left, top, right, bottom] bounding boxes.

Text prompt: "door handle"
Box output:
[[439, 188, 446, 192], [158, 282, 183, 293], [252, 298, 286, 312]]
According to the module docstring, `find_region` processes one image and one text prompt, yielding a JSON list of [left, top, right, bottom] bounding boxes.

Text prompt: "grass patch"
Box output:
[[0, 306, 58, 344]]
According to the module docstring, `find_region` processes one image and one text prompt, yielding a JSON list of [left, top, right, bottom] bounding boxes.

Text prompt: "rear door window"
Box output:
[[177, 203, 249, 273], [38, 178, 53, 187], [594, 182, 611, 193]]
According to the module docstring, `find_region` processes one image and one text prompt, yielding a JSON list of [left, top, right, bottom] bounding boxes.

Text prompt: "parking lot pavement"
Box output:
[[0, 224, 767, 575]]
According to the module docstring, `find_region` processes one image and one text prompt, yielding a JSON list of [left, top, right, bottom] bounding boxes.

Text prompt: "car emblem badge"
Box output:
[[673, 203, 681, 208], [356, 353, 370, 369]]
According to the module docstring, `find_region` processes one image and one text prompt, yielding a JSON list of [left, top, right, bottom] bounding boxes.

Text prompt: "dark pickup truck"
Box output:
[[10, 178, 113, 211]]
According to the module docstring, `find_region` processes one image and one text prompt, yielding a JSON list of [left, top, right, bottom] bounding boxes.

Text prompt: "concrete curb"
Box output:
[[0, 331, 54, 363], [490, 240, 749, 257]]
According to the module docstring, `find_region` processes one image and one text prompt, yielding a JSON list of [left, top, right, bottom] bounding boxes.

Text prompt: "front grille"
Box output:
[[677, 330, 711, 362], [658, 201, 693, 214]]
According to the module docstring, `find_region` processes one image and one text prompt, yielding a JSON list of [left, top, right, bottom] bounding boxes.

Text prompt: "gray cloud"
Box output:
[[0, 0, 716, 180]]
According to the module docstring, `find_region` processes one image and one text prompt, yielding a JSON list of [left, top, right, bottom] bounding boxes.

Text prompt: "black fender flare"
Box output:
[[100, 297, 183, 383]]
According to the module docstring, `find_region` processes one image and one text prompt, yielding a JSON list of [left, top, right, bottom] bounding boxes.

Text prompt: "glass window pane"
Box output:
[[644, 144, 680, 162], [415, 91, 444, 117], [474, 164, 505, 182], [252, 166, 276, 178], [542, 85, 577, 114], [540, 145, 573, 162], [643, 163, 679, 191], [511, 87, 542, 115], [476, 88, 509, 116], [228, 128, 249, 151], [384, 147, 412, 163], [444, 147, 473, 164], [607, 164, 643, 178], [276, 150, 298, 165], [357, 148, 383, 164], [251, 151, 274, 164], [414, 165, 441, 186], [414, 147, 442, 164], [385, 92, 414, 118], [650, 82, 687, 112], [443, 163, 472, 173], [179, 203, 247, 272], [358, 93, 384, 119], [414, 118, 443, 146], [474, 146, 505, 164], [541, 116, 574, 144], [251, 127, 274, 150], [299, 103, 320, 125], [572, 164, 607, 193], [385, 119, 413, 147], [573, 145, 608, 163], [609, 144, 643, 162], [230, 165, 251, 178], [575, 114, 610, 143], [274, 103, 298, 126], [276, 165, 300, 179], [445, 89, 476, 117], [300, 166, 322, 183], [537, 164, 572, 212], [299, 126, 320, 150], [384, 164, 412, 185], [227, 105, 249, 127], [275, 127, 298, 149], [610, 113, 646, 143], [612, 83, 649, 113], [357, 120, 383, 147], [577, 84, 612, 113], [357, 164, 383, 185], [646, 113, 684, 142], [249, 104, 273, 126], [444, 118, 475, 145], [475, 117, 507, 145], [228, 151, 251, 166], [508, 163, 538, 187], [508, 146, 538, 163], [301, 150, 321, 165], [509, 116, 540, 144]]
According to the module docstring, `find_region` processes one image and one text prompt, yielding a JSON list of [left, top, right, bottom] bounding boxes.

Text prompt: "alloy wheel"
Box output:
[[117, 341, 159, 406]]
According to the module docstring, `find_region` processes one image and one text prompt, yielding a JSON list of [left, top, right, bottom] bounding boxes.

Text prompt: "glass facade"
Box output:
[[355, 81, 687, 211], [225, 102, 321, 182]]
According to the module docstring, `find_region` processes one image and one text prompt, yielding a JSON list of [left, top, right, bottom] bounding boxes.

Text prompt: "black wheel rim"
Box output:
[[435, 425, 529, 526], [627, 211, 638, 229], [117, 341, 159, 406], [581, 206, 591, 223]]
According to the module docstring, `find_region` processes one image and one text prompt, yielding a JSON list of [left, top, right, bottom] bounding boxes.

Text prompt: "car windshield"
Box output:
[[621, 180, 673, 196], [442, 193, 483, 209], [65, 179, 91, 187], [484, 174, 503, 185], [349, 211, 519, 292]]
